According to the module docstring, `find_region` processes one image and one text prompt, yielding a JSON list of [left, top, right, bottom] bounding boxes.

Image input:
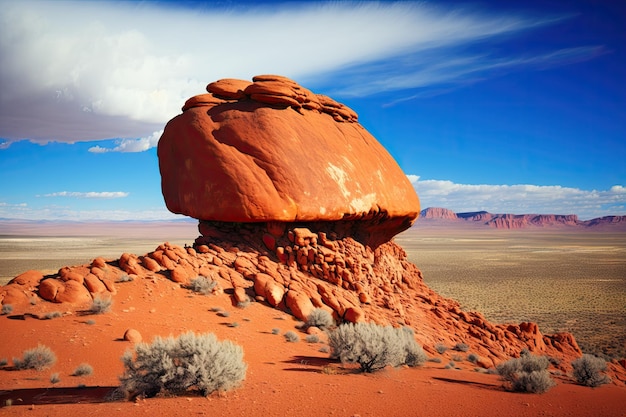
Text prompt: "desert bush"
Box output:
[[50, 373, 61, 384], [467, 353, 480, 363], [117, 274, 133, 283], [217, 311, 230, 318], [435, 343, 448, 354], [228, 322, 239, 328], [497, 354, 555, 393], [429, 357, 443, 364], [454, 342, 470, 352], [319, 346, 330, 353], [118, 331, 246, 398], [306, 308, 334, 329], [445, 361, 456, 369], [189, 276, 217, 295], [327, 322, 426, 373], [571, 354, 611, 387], [13, 344, 57, 371], [90, 295, 112, 314], [271, 328, 281, 335], [1, 304, 13, 315], [73, 363, 94, 376], [44, 311, 63, 320], [284, 331, 300, 343], [305, 334, 320, 343], [0, 358, 8, 367]]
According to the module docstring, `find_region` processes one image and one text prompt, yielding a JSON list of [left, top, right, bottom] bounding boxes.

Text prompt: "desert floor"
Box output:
[[1, 221, 625, 416]]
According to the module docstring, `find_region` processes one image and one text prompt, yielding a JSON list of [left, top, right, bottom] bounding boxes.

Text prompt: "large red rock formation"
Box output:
[[158, 75, 420, 246]]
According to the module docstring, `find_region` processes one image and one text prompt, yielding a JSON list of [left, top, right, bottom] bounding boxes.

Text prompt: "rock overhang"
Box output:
[[157, 75, 420, 246]]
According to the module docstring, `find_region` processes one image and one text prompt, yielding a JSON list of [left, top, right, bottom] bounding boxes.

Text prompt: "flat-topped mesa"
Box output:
[[158, 75, 420, 247]]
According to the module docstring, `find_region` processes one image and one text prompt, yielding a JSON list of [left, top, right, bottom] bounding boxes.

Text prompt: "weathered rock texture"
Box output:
[[158, 75, 420, 246]]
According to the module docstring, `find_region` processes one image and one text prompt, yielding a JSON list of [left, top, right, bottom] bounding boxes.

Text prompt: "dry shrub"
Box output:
[[571, 354, 611, 387], [118, 332, 246, 398]]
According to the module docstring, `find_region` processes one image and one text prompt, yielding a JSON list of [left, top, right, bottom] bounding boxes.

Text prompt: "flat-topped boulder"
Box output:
[[158, 75, 419, 246]]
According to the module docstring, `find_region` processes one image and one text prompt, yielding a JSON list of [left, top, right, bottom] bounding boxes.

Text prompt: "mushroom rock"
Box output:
[[158, 75, 420, 247]]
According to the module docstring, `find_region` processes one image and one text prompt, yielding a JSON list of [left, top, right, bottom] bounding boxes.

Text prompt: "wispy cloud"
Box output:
[[0, 1, 580, 146], [41, 191, 129, 199], [408, 176, 626, 220]]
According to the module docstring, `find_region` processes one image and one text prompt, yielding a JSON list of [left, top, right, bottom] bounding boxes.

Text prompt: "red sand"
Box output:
[[1, 272, 624, 417]]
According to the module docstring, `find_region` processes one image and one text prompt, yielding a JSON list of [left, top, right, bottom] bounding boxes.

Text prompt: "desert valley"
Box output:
[[1, 75, 625, 417]]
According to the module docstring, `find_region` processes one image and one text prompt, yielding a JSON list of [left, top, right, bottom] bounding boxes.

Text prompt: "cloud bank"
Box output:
[[408, 176, 626, 220], [0, 1, 575, 147], [41, 191, 129, 199]]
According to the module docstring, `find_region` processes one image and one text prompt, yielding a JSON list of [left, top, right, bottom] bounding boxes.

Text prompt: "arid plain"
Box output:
[[1, 220, 625, 416]]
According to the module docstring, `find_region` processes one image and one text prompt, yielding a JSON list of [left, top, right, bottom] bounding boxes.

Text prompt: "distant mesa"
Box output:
[[418, 207, 626, 230], [158, 75, 420, 247]]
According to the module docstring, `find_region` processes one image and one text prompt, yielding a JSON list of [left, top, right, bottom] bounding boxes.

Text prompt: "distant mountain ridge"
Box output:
[[418, 207, 626, 230]]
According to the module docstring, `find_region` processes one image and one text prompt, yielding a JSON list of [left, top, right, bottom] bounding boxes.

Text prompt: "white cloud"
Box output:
[[0, 1, 572, 145], [42, 191, 129, 199], [408, 176, 626, 220], [88, 130, 162, 153]]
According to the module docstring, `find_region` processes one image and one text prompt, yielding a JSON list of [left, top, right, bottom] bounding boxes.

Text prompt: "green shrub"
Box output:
[[13, 344, 57, 371], [497, 354, 555, 393], [189, 276, 217, 295], [571, 354, 611, 387], [118, 332, 246, 398], [306, 308, 334, 329], [73, 363, 93, 376], [284, 331, 300, 343], [327, 323, 426, 373], [90, 295, 112, 314]]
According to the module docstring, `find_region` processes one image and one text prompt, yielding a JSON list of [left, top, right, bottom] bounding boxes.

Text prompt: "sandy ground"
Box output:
[[1, 272, 625, 417], [1, 221, 625, 416]]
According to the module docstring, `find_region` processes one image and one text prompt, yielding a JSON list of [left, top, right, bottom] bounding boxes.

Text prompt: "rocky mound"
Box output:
[[5, 224, 625, 384], [158, 75, 420, 247]]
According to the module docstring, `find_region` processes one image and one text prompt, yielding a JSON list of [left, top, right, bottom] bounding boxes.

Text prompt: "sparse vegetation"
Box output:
[[117, 274, 133, 283], [90, 295, 112, 314], [497, 353, 555, 393], [327, 323, 426, 373], [189, 276, 217, 295], [453, 342, 469, 352], [319, 346, 330, 353], [228, 322, 239, 328], [44, 311, 63, 320], [467, 353, 479, 363], [445, 361, 456, 369], [50, 373, 61, 384], [217, 310, 230, 318], [284, 331, 300, 343], [435, 343, 448, 354], [1, 304, 13, 315], [73, 363, 93, 376], [305, 308, 334, 329], [571, 354, 611, 387], [271, 328, 281, 335], [118, 331, 247, 398], [85, 319, 96, 325], [13, 344, 57, 371], [305, 334, 320, 343], [0, 358, 8, 367]]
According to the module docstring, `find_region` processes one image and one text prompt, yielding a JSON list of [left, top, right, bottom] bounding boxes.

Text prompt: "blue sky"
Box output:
[[0, 0, 624, 221]]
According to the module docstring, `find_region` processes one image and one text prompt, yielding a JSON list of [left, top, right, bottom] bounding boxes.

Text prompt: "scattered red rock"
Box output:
[[123, 328, 142, 343]]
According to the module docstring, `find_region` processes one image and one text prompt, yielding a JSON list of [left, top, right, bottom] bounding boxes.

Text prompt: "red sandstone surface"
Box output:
[[158, 75, 419, 246]]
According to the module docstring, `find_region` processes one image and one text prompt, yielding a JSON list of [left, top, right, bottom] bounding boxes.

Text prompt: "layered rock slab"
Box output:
[[158, 75, 420, 246]]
